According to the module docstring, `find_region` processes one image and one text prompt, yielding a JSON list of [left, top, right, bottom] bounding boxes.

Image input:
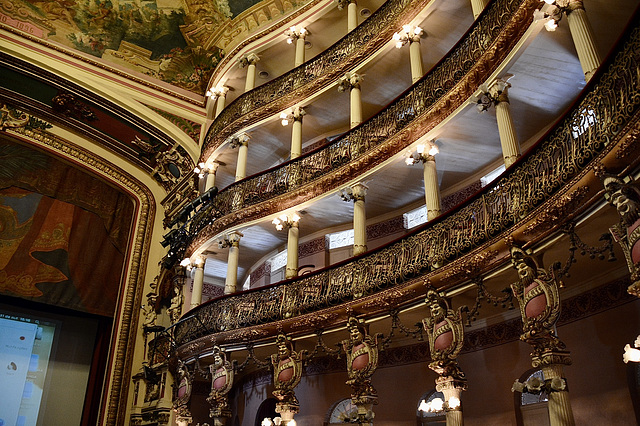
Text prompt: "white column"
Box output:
[[285, 106, 306, 159], [409, 39, 424, 84], [423, 156, 441, 220], [240, 53, 260, 92], [286, 223, 300, 279], [199, 93, 217, 145], [232, 136, 249, 182], [295, 35, 306, 67], [339, 73, 363, 129], [470, 0, 487, 19], [350, 183, 368, 255], [205, 162, 219, 192], [565, 1, 601, 82], [336, 0, 358, 32], [190, 258, 205, 309], [214, 87, 228, 117], [491, 80, 521, 167], [347, 0, 358, 32], [224, 232, 243, 295]]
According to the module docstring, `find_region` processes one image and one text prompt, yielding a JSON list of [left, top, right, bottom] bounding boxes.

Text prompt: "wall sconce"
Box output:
[[531, 0, 568, 32], [284, 25, 307, 43], [204, 86, 228, 99], [392, 24, 423, 48], [272, 212, 301, 230], [470, 78, 511, 113], [405, 141, 439, 165], [179, 256, 204, 270], [623, 335, 640, 363], [193, 161, 218, 178]]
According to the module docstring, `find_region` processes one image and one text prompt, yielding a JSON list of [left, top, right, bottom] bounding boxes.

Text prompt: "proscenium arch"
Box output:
[[0, 125, 156, 426]]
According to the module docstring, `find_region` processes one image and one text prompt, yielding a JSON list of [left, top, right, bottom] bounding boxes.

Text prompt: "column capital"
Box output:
[[488, 77, 512, 104], [228, 133, 250, 148], [340, 182, 368, 202], [548, 0, 584, 15], [335, 0, 356, 10], [338, 72, 363, 92], [228, 231, 243, 246], [238, 52, 260, 68]]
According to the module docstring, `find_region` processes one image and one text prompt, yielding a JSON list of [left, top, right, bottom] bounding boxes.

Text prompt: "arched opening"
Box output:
[[255, 397, 278, 426], [325, 397, 358, 425]]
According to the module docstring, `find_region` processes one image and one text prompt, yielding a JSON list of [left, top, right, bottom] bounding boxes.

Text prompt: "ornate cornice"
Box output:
[[2, 122, 156, 426]]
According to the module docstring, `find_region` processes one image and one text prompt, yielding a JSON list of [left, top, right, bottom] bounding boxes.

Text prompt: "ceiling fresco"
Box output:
[[0, 0, 287, 94]]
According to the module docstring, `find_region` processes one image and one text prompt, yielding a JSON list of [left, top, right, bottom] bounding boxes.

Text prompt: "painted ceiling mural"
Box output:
[[0, 0, 301, 94]]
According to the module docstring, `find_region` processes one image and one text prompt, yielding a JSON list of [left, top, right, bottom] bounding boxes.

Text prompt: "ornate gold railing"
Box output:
[[200, 0, 434, 160], [174, 12, 640, 346], [185, 0, 534, 252]]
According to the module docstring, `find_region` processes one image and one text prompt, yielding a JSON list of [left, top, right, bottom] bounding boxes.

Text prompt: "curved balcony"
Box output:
[[200, 0, 477, 161], [185, 0, 536, 255], [174, 9, 640, 355]]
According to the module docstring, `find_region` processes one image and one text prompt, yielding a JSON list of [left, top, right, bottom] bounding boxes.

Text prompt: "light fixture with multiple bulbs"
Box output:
[[392, 24, 423, 48], [418, 395, 461, 414], [405, 141, 439, 165], [272, 212, 301, 231], [284, 26, 307, 43]]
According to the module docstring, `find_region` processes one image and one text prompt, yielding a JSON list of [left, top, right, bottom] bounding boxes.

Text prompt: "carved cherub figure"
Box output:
[[270, 334, 306, 407], [421, 290, 465, 379]]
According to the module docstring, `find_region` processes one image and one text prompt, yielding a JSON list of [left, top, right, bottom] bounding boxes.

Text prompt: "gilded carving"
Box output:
[[509, 245, 569, 365], [207, 346, 234, 419], [603, 175, 640, 296], [270, 334, 306, 411], [342, 317, 379, 413], [523, 186, 590, 235], [421, 290, 465, 380]]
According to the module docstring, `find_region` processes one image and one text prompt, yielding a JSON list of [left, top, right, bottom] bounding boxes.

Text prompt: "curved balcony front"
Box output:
[[174, 7, 640, 356], [185, 0, 537, 257]]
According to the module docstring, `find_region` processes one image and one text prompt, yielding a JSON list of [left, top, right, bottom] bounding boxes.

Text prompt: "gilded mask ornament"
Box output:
[[509, 246, 566, 360], [603, 175, 640, 296], [341, 317, 380, 407], [207, 346, 234, 419], [270, 334, 306, 410], [421, 290, 465, 380]]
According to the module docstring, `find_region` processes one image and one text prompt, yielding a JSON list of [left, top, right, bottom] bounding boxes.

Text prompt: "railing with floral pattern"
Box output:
[[174, 12, 640, 346]]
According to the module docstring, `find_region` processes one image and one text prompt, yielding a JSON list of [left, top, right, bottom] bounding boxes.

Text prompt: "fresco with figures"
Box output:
[[0, 0, 300, 94]]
